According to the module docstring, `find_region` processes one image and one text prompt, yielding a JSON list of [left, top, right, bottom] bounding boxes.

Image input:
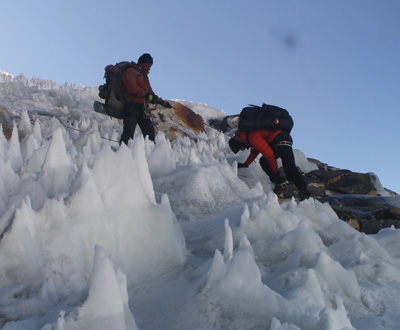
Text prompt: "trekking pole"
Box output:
[[145, 103, 159, 135]]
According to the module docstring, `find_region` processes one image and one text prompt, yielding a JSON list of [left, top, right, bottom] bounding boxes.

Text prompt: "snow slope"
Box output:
[[1, 73, 400, 330]]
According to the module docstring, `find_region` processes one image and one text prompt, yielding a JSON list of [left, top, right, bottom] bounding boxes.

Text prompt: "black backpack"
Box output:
[[238, 104, 294, 133], [98, 61, 140, 119]]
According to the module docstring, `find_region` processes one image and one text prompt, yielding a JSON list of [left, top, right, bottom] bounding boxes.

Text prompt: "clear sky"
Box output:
[[1, 0, 400, 193]]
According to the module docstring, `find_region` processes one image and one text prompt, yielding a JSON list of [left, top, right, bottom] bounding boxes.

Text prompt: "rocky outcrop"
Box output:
[[318, 195, 400, 234], [152, 100, 205, 140], [279, 162, 399, 234]]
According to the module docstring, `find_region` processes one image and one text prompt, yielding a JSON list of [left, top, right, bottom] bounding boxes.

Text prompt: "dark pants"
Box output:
[[259, 144, 308, 192], [120, 102, 155, 145]]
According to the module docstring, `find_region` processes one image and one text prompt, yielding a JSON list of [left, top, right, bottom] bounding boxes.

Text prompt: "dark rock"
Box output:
[[210, 114, 239, 133], [318, 195, 400, 234], [277, 166, 399, 234], [305, 169, 379, 196], [325, 172, 378, 195]]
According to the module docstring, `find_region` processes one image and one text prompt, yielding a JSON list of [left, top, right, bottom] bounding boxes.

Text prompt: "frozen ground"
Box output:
[[1, 73, 400, 329]]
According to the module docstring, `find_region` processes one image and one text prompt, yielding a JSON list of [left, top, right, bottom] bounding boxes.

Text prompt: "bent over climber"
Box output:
[[120, 53, 171, 145], [229, 129, 310, 199]]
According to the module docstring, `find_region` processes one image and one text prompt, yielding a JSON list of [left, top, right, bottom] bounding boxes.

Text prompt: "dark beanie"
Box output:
[[229, 137, 245, 154], [138, 53, 153, 64]]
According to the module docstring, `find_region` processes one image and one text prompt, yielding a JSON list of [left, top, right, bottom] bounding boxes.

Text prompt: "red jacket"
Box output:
[[235, 130, 282, 173], [122, 65, 156, 104]]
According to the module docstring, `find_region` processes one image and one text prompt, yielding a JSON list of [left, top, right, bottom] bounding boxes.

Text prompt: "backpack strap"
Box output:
[[127, 62, 142, 77]]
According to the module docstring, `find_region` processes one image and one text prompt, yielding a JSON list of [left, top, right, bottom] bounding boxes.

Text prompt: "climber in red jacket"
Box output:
[[229, 129, 310, 199]]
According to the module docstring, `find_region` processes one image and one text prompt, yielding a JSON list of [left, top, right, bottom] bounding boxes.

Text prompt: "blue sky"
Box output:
[[1, 0, 400, 193]]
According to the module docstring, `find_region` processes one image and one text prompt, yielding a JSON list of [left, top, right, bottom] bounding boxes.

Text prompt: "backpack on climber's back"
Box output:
[[96, 61, 139, 119], [238, 103, 294, 133]]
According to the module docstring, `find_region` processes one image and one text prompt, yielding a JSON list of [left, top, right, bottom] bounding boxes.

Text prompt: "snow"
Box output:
[[173, 99, 227, 122], [1, 73, 400, 330]]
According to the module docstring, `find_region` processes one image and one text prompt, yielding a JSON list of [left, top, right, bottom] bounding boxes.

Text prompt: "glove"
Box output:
[[145, 93, 157, 104], [237, 163, 248, 168], [159, 100, 172, 108]]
